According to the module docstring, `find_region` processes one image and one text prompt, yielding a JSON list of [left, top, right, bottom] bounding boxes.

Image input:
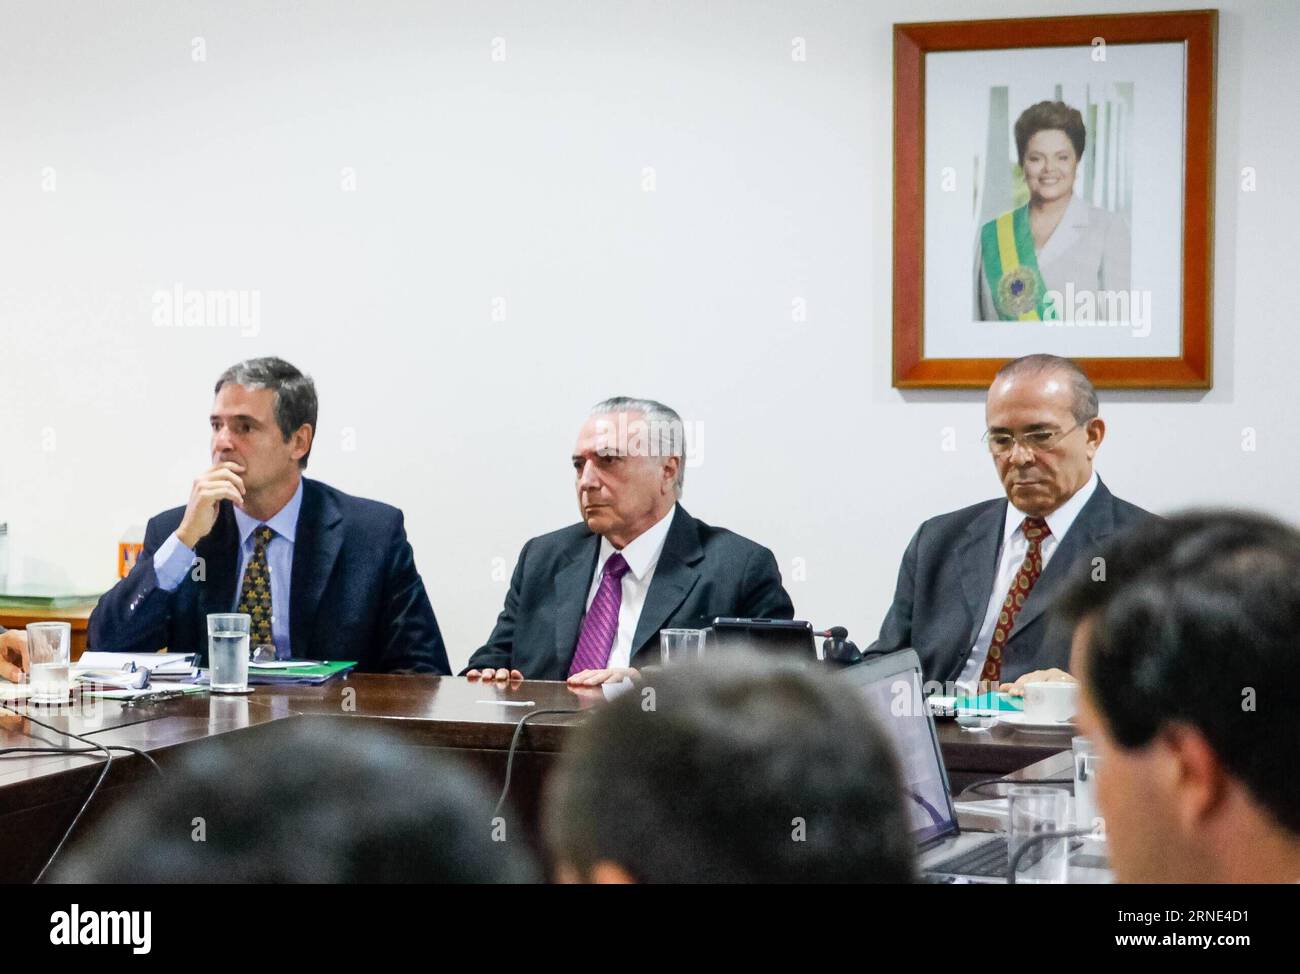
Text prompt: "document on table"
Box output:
[[76, 652, 199, 680]]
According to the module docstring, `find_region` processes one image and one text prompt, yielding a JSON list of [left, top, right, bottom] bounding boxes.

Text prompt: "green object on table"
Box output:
[[246, 660, 358, 684], [952, 691, 1025, 713]]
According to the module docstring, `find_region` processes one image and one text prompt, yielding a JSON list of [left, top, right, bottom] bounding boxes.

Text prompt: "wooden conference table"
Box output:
[[0, 674, 1074, 883]]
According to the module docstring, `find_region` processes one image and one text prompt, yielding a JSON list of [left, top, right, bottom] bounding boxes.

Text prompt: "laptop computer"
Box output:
[[839, 649, 1013, 883]]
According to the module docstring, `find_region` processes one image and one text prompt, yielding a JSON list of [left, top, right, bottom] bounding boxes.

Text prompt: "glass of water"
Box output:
[[659, 628, 706, 665], [1007, 785, 1071, 883], [1072, 736, 1103, 835], [27, 622, 71, 705], [207, 613, 251, 694]]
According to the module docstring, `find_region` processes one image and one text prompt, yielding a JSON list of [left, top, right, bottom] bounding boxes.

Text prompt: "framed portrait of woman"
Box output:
[[892, 10, 1216, 388]]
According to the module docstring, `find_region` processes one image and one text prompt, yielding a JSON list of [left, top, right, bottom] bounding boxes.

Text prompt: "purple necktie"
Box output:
[[569, 553, 631, 675]]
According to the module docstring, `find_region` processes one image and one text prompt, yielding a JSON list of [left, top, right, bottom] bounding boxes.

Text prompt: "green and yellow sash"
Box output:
[[980, 205, 1052, 321]]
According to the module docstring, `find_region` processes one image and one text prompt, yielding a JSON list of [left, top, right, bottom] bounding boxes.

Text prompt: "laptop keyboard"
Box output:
[[931, 838, 1008, 878]]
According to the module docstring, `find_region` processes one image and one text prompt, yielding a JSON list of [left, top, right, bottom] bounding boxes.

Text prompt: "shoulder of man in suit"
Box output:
[[923, 495, 1006, 532], [148, 504, 189, 539], [684, 516, 783, 563], [524, 519, 599, 552], [306, 477, 409, 529]]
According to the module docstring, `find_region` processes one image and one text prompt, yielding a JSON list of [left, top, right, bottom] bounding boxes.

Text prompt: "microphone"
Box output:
[[816, 626, 863, 666]]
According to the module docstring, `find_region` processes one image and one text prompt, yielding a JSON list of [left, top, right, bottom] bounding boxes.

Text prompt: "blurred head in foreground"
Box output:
[[545, 655, 917, 883], [1057, 510, 1300, 883], [55, 720, 538, 883]]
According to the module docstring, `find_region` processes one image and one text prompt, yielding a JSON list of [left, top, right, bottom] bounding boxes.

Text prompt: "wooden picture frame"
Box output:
[[893, 10, 1216, 388]]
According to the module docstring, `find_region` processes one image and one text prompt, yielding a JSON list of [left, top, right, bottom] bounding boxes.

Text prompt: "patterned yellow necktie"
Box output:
[[238, 525, 275, 653]]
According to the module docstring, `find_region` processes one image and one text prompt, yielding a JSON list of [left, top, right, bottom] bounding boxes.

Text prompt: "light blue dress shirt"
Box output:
[[153, 480, 304, 660]]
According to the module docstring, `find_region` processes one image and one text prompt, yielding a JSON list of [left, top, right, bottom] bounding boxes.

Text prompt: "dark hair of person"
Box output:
[[1014, 100, 1086, 165], [545, 656, 918, 883], [53, 720, 539, 882], [1055, 510, 1300, 835], [215, 357, 318, 468]]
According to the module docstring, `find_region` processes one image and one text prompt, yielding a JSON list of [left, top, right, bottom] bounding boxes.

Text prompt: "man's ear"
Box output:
[[1085, 417, 1106, 456], [1161, 722, 1228, 834], [588, 860, 637, 884], [291, 423, 314, 465], [662, 456, 681, 495]]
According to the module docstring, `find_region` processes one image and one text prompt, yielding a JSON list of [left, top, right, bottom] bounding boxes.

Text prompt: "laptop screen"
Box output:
[[843, 652, 959, 846]]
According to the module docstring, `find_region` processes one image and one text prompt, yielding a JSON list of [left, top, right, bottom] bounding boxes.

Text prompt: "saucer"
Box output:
[[997, 712, 1075, 733]]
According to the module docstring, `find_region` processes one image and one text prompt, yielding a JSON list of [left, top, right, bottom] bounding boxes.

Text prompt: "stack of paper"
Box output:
[[73, 666, 150, 690], [75, 652, 200, 682]]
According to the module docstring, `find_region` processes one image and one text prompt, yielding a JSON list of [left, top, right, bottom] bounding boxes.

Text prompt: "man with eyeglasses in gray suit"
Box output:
[[868, 354, 1153, 695]]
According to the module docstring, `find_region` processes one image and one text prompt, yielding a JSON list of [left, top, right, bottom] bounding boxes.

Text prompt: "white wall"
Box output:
[[1, 0, 1296, 672]]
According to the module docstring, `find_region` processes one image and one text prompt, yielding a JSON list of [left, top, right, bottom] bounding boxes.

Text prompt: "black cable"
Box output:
[[963, 776, 1074, 797], [1006, 827, 1093, 884], [0, 745, 163, 777], [493, 708, 586, 820], [1, 701, 118, 883]]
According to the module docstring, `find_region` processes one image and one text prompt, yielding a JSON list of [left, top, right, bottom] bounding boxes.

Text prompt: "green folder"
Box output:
[[952, 691, 1025, 713], [246, 661, 358, 685]]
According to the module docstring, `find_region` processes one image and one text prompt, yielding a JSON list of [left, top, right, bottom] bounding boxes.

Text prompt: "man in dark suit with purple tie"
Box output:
[[465, 397, 794, 685]]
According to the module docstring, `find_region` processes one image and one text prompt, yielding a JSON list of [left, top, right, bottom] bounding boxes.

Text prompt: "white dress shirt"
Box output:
[[956, 471, 1099, 691], [584, 506, 677, 670]]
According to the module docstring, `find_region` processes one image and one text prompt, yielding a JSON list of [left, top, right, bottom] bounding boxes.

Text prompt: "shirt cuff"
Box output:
[[152, 532, 197, 591]]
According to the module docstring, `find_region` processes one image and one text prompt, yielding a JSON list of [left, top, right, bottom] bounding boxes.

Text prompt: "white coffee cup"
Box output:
[[1022, 681, 1078, 724]]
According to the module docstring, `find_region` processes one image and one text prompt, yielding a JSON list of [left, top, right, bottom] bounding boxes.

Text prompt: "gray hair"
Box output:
[[992, 354, 1099, 425], [215, 357, 318, 469], [588, 396, 686, 496]]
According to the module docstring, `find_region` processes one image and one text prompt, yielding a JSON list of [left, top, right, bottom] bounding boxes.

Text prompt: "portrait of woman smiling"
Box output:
[[974, 100, 1131, 322]]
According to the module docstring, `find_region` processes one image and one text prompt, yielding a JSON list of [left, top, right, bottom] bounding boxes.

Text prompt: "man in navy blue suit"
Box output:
[[88, 357, 449, 673]]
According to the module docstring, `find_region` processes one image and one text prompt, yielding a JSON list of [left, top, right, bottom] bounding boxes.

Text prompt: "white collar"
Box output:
[[233, 478, 304, 546], [1002, 470, 1099, 544], [597, 505, 677, 581]]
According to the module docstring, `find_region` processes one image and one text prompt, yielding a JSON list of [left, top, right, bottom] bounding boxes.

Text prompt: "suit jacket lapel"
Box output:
[[289, 480, 344, 657], [196, 501, 241, 621], [957, 501, 1007, 647], [1037, 193, 1089, 267], [1009, 480, 1117, 639], [630, 506, 703, 658], [553, 532, 600, 661]]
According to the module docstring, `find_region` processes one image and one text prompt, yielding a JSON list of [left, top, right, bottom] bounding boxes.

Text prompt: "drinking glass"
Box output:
[[208, 613, 251, 693]]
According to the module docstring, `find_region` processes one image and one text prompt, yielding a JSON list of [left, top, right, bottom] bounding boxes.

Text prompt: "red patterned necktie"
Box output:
[[569, 553, 630, 675], [980, 516, 1051, 684], [238, 525, 275, 654]]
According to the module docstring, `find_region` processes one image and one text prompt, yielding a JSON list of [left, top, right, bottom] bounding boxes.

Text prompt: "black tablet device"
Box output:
[[706, 618, 817, 660]]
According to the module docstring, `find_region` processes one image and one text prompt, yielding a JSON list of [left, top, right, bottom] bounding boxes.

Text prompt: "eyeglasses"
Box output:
[[984, 424, 1082, 456]]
